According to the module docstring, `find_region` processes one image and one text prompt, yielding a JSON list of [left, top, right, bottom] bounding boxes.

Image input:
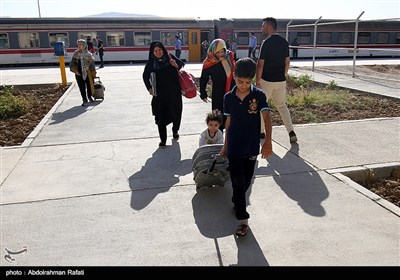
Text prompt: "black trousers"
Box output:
[[175, 49, 181, 58], [248, 47, 256, 59], [157, 119, 181, 142], [228, 156, 257, 221], [99, 52, 104, 66], [75, 74, 92, 102], [211, 93, 226, 131]]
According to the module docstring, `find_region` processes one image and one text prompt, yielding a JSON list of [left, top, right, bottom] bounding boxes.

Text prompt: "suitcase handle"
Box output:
[[208, 159, 217, 173], [209, 154, 223, 172]]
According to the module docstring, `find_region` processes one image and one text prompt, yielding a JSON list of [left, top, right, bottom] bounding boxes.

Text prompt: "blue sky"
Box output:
[[1, 0, 399, 20]]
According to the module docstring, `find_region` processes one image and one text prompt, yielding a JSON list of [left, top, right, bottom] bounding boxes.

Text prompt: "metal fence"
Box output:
[[286, 12, 400, 77]]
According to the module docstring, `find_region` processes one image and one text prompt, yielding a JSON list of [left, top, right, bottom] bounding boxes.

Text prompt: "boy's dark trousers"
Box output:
[[228, 156, 257, 220], [75, 74, 92, 102]]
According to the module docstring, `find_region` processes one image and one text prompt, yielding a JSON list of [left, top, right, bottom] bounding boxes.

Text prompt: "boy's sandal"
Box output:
[[236, 224, 250, 237]]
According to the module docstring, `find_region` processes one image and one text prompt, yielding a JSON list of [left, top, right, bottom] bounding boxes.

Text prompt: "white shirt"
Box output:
[[199, 129, 224, 147]]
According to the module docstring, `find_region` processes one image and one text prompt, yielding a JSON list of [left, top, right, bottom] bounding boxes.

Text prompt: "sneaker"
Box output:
[[260, 133, 265, 139], [89, 97, 95, 102], [289, 131, 298, 143], [159, 141, 166, 147], [173, 133, 179, 139]]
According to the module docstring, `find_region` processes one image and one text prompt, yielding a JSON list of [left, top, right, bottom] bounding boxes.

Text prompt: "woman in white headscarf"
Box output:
[[70, 39, 96, 106]]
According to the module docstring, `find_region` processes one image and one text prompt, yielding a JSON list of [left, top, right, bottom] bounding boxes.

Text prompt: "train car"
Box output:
[[215, 18, 400, 59], [0, 17, 214, 65], [0, 17, 399, 66]]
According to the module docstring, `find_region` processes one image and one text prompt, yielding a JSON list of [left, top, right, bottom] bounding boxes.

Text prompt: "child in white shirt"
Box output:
[[199, 109, 224, 146]]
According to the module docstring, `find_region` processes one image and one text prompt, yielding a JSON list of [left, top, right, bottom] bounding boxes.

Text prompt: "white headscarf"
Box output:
[[72, 39, 94, 80]]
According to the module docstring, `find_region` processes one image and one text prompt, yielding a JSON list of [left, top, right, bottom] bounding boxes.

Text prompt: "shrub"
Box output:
[[326, 80, 338, 90], [296, 74, 314, 89], [287, 74, 314, 88], [0, 86, 28, 120], [286, 74, 298, 89]]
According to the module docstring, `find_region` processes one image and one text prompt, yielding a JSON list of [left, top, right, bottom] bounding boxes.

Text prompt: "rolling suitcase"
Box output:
[[192, 144, 230, 189], [93, 77, 105, 100]]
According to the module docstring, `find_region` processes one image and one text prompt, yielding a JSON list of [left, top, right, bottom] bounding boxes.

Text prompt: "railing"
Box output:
[[286, 13, 400, 77]]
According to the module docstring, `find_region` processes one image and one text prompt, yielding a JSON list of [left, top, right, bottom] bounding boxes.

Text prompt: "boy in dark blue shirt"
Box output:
[[221, 57, 273, 236]]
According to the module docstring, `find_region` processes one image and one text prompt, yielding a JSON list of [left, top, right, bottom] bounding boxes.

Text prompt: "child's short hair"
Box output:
[[206, 109, 223, 125], [234, 57, 256, 79]]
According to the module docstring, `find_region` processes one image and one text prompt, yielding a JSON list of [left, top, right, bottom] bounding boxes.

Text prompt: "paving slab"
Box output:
[[271, 118, 400, 170], [0, 147, 27, 185]]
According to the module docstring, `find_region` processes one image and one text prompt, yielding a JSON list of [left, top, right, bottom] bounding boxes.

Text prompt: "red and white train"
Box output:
[[0, 17, 399, 65]]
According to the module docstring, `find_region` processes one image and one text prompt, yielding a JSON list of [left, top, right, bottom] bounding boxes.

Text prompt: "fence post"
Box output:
[[352, 11, 365, 78], [286, 19, 293, 41], [312, 16, 322, 72]]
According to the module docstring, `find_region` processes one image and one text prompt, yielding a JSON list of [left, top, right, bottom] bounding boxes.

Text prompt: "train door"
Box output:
[[200, 31, 210, 61], [188, 29, 200, 62]]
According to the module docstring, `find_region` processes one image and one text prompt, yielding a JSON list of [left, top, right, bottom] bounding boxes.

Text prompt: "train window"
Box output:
[[18, 32, 40, 48], [106, 32, 125, 47], [317, 32, 332, 44], [77, 32, 98, 46], [49, 32, 69, 47], [181, 31, 189, 45], [357, 32, 370, 44], [0, 33, 9, 48], [376, 32, 389, 44], [191, 32, 198, 45], [161, 32, 179, 46], [396, 33, 400, 44], [133, 32, 152, 46], [338, 32, 351, 44], [161, 32, 172, 46], [254, 32, 263, 45], [297, 32, 311, 44], [236, 32, 249, 45], [235, 32, 264, 46]]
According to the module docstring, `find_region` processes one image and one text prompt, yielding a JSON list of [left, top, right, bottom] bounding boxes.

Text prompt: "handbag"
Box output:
[[177, 69, 197, 99], [169, 53, 197, 99]]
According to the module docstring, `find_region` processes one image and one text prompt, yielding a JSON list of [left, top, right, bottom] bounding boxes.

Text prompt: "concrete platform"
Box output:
[[1, 59, 399, 266]]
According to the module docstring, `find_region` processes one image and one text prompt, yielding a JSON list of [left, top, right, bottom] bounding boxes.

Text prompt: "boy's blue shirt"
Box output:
[[224, 85, 269, 158]]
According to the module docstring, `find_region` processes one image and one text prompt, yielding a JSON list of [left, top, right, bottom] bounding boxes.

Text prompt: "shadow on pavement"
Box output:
[[232, 230, 269, 266], [192, 185, 269, 266], [129, 140, 192, 210], [49, 102, 101, 125], [258, 143, 329, 217]]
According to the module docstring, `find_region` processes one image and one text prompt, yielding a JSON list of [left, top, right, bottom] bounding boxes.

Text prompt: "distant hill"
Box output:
[[85, 12, 159, 17]]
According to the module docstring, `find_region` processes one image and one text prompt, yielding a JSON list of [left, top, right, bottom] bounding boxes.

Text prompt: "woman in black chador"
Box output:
[[142, 41, 184, 147]]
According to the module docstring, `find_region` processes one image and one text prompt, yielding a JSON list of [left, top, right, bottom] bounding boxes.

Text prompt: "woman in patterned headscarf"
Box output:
[[200, 38, 236, 130], [142, 41, 184, 147], [70, 39, 96, 106]]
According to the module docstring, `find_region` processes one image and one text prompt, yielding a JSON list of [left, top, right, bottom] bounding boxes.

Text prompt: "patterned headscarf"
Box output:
[[202, 39, 234, 69], [202, 38, 236, 93], [72, 39, 94, 80]]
